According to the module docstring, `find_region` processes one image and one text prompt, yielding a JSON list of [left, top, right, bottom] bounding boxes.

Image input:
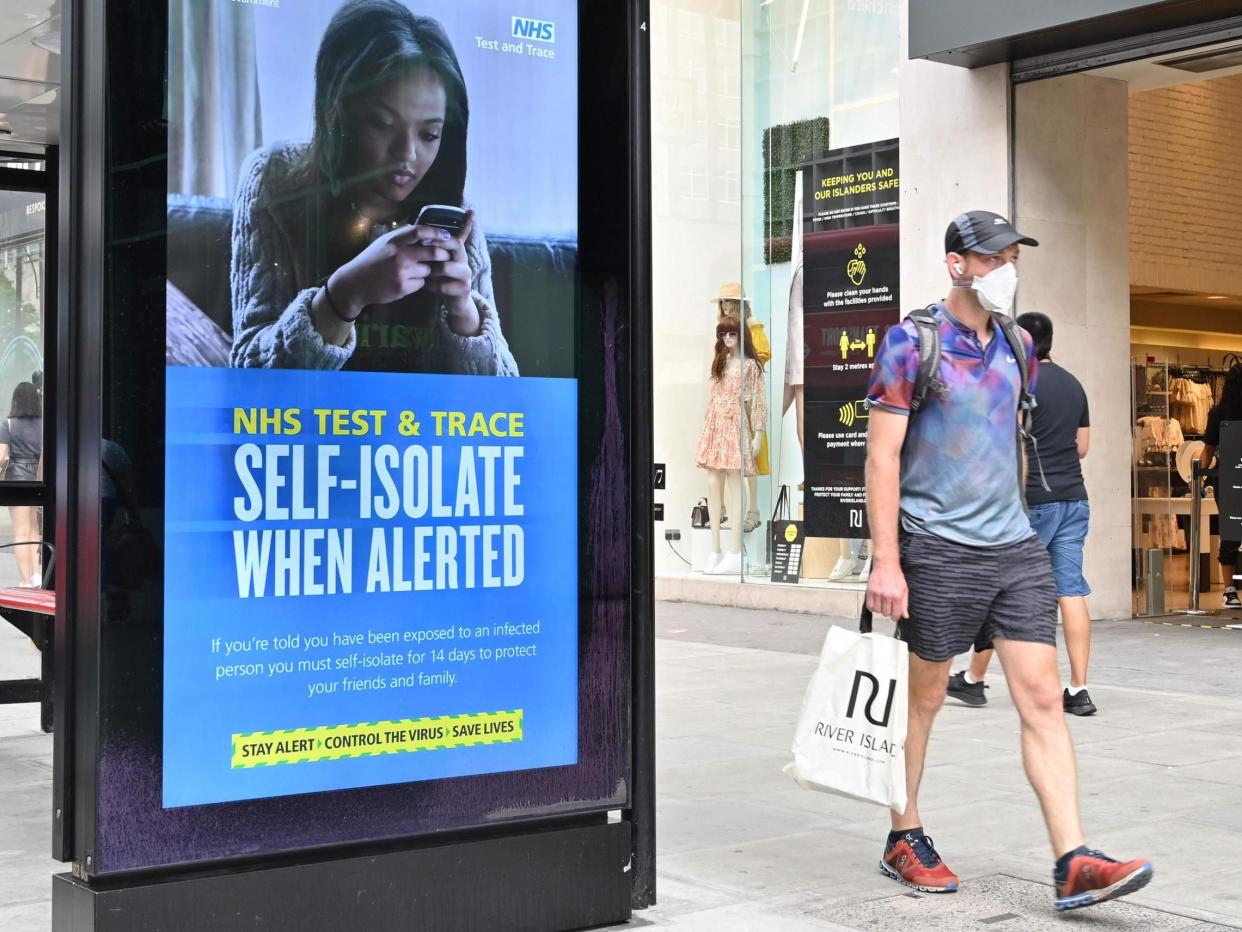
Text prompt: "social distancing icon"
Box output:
[[838, 328, 877, 361]]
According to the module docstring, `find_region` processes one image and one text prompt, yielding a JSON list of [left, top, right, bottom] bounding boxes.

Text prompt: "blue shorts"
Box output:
[[1028, 500, 1091, 598]]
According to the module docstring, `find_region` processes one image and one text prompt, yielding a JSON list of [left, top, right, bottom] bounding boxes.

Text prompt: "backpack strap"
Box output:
[[993, 313, 1051, 494], [906, 305, 942, 414], [993, 314, 1033, 431]]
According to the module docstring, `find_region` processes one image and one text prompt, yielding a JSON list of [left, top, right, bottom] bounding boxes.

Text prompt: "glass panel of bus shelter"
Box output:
[[0, 189, 46, 589]]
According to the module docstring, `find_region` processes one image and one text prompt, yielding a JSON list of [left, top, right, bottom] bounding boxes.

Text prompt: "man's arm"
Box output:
[[1200, 443, 1216, 470], [865, 409, 909, 620], [1076, 426, 1090, 459]]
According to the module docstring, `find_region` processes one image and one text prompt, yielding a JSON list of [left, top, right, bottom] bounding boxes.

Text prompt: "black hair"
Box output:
[[9, 381, 41, 419], [292, 0, 469, 214], [1015, 311, 1053, 360]]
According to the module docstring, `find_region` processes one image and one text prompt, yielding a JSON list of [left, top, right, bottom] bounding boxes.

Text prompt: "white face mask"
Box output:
[[970, 261, 1018, 313]]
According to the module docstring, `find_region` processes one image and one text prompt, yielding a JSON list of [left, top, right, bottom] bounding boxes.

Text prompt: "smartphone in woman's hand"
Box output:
[[414, 204, 468, 234]]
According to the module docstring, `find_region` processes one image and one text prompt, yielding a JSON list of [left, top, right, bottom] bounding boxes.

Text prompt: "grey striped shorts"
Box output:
[[899, 531, 1058, 662]]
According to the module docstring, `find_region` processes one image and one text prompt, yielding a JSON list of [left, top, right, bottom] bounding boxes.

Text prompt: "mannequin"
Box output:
[[783, 265, 805, 458], [695, 315, 768, 575], [713, 283, 770, 533]]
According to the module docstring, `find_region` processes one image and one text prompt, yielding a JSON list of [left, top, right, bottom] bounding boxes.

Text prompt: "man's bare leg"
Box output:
[[968, 646, 992, 682], [1060, 596, 1091, 688], [993, 638, 1085, 857], [892, 655, 952, 832]]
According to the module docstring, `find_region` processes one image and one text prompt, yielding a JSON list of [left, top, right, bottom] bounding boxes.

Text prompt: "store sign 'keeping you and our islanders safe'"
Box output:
[[802, 138, 899, 539], [163, 0, 579, 807]]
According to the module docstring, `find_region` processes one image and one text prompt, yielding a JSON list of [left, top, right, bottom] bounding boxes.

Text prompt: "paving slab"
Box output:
[[812, 873, 1226, 931]]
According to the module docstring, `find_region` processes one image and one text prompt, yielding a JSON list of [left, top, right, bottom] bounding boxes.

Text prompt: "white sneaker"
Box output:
[[700, 550, 724, 573], [852, 558, 872, 582], [707, 551, 741, 576], [827, 556, 854, 581]]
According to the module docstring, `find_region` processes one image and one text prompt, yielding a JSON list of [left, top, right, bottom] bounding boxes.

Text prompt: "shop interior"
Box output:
[[1093, 44, 1242, 616]]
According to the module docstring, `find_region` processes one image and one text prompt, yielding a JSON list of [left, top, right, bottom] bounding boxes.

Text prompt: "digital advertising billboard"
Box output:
[[163, 0, 582, 808]]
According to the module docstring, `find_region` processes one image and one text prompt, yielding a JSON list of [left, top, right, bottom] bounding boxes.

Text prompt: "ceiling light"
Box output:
[[1207, 295, 1228, 300], [1157, 44, 1242, 73]]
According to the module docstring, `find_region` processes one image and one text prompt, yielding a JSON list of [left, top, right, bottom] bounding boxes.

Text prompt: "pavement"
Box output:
[[635, 603, 1242, 930], [2, 602, 1242, 930]]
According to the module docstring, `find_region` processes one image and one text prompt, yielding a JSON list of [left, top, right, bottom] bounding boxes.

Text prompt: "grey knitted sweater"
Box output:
[[229, 142, 518, 375]]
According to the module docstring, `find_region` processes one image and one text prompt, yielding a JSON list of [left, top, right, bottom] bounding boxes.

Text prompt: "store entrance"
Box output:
[[1015, 43, 1242, 619]]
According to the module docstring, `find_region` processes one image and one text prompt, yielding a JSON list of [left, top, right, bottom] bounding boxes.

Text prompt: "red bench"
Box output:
[[0, 587, 55, 615], [0, 585, 55, 733]]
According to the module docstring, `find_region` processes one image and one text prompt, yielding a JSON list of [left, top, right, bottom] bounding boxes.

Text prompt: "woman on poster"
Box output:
[[230, 0, 518, 375]]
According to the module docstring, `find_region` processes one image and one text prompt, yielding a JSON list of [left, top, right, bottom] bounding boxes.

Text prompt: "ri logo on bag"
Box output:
[[847, 670, 897, 727]]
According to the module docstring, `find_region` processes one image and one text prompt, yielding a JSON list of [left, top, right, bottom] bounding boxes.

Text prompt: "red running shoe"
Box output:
[[1055, 849, 1153, 911], [879, 832, 959, 893]]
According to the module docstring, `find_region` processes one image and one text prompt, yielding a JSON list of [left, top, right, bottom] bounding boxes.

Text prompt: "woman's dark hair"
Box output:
[[1015, 311, 1053, 360], [711, 315, 763, 381], [9, 382, 40, 419], [1219, 364, 1242, 421], [295, 0, 469, 213]]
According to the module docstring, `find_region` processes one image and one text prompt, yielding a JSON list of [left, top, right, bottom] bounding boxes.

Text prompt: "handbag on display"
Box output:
[[690, 498, 710, 529], [783, 606, 909, 812], [765, 484, 790, 563]]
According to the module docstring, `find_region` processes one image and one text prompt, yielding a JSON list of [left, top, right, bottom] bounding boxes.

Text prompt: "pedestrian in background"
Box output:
[[947, 312, 1097, 715], [1199, 364, 1242, 608], [0, 381, 43, 587]]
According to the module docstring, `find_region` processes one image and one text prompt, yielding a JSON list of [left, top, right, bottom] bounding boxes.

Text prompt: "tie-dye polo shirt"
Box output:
[[865, 302, 1038, 548]]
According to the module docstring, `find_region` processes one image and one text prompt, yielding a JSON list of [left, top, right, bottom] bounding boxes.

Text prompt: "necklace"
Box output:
[[349, 201, 401, 241]]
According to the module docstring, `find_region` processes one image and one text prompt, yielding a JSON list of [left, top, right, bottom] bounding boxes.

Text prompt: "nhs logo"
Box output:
[[512, 16, 555, 43]]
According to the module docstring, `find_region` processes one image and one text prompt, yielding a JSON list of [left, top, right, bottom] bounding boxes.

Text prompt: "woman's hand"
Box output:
[[328, 224, 453, 320], [420, 209, 480, 337]]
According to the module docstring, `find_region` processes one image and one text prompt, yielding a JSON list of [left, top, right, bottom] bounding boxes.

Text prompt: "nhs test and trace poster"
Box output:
[[163, 0, 579, 807]]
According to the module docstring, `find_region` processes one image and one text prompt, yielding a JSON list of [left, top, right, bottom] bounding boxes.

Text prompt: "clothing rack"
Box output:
[[1169, 364, 1230, 383]]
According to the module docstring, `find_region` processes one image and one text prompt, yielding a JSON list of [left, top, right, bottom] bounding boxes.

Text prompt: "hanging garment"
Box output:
[[1170, 379, 1213, 434], [696, 357, 769, 476], [1136, 416, 1184, 456], [1144, 514, 1186, 551]]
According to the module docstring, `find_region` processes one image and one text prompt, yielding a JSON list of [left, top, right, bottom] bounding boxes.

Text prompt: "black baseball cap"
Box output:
[[944, 210, 1039, 255]]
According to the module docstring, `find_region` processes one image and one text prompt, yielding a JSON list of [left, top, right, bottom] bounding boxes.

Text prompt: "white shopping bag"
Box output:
[[784, 609, 908, 812]]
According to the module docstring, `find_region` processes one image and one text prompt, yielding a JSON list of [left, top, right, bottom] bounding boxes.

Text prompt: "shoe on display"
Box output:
[[700, 550, 724, 574], [880, 832, 959, 894], [1054, 849, 1153, 911], [1063, 688, 1098, 716], [1224, 587, 1241, 609], [827, 556, 854, 581], [946, 671, 988, 707], [743, 510, 762, 533], [706, 551, 741, 576]]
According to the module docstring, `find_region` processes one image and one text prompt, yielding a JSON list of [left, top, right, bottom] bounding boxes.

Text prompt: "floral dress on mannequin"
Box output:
[[695, 356, 768, 474]]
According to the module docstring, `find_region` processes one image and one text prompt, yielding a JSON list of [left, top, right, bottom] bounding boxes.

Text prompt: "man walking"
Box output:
[[863, 211, 1152, 910], [947, 312, 1097, 715]]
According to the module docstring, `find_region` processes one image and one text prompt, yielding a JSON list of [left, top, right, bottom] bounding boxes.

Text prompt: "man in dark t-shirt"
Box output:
[[1199, 368, 1242, 608], [947, 312, 1098, 715]]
